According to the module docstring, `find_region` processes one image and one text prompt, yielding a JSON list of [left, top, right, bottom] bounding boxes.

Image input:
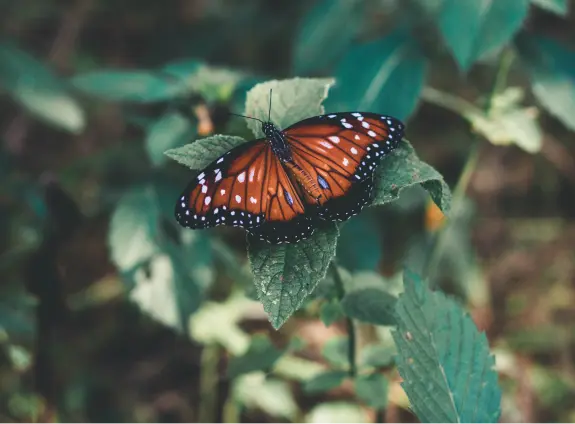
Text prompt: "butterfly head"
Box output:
[[262, 121, 281, 139]]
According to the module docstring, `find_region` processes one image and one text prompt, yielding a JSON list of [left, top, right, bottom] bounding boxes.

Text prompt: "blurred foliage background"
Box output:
[[1, 0, 575, 422]]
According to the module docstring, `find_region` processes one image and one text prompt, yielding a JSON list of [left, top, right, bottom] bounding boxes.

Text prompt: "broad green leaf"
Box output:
[[293, 0, 365, 74], [392, 270, 502, 423], [108, 185, 160, 272], [303, 370, 348, 394], [336, 213, 382, 272], [0, 42, 85, 133], [515, 34, 575, 131], [530, 0, 569, 15], [248, 224, 339, 329], [227, 334, 284, 378], [244, 78, 334, 137], [164, 135, 246, 170], [341, 288, 397, 326], [373, 140, 451, 215], [319, 299, 344, 327], [360, 343, 396, 369], [71, 70, 185, 103], [437, 0, 530, 70], [327, 29, 428, 120], [146, 111, 195, 167], [354, 373, 389, 410]]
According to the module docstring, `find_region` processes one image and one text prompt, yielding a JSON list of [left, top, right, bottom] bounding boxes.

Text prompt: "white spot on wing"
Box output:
[[217, 157, 224, 164], [355, 134, 360, 140], [250, 196, 257, 204], [368, 130, 377, 137], [350, 147, 358, 155], [237, 171, 246, 183], [328, 136, 340, 144], [328, 114, 336, 118], [220, 189, 226, 196], [215, 172, 222, 182], [319, 141, 333, 149], [343, 122, 353, 129], [343, 157, 349, 166], [197, 172, 205, 180], [362, 121, 370, 129], [201, 185, 208, 194], [249, 168, 255, 182], [235, 195, 241, 203], [204, 196, 211, 205]]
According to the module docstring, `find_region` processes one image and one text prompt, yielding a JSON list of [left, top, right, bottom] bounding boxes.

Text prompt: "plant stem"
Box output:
[[425, 48, 514, 284], [331, 263, 356, 377], [198, 344, 220, 423]]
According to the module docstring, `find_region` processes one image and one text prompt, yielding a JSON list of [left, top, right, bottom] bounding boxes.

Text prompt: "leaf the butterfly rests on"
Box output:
[[174, 108, 404, 244]]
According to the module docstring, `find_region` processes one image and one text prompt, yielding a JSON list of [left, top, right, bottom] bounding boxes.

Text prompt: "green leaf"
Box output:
[[71, 70, 186, 103], [373, 140, 451, 215], [108, 185, 160, 273], [303, 371, 348, 394], [293, 0, 365, 74], [232, 374, 298, 420], [341, 288, 397, 326], [306, 402, 368, 423], [0, 284, 36, 342], [248, 224, 339, 329], [354, 373, 389, 410], [128, 247, 201, 332], [319, 299, 344, 327], [109, 183, 210, 332], [321, 336, 349, 369], [164, 135, 246, 170], [466, 87, 543, 153], [227, 335, 285, 378], [392, 270, 502, 423], [146, 111, 196, 167], [530, 0, 569, 16], [336, 214, 382, 272], [437, 0, 530, 70], [327, 28, 428, 120], [515, 34, 575, 131], [360, 343, 396, 369], [244, 78, 334, 137], [0, 42, 85, 133]]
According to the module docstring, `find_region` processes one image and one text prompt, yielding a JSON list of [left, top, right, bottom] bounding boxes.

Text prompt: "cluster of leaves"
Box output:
[[2, 0, 574, 421]]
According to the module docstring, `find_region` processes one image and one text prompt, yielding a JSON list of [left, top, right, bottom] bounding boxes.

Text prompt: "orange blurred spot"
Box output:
[[194, 104, 213, 136], [425, 199, 445, 232]]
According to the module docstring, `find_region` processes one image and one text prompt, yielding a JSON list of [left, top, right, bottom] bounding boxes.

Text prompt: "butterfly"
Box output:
[[174, 100, 405, 244]]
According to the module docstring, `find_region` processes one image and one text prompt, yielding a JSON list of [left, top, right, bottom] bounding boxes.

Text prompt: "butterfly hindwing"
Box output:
[[284, 112, 404, 221], [175, 139, 314, 243]]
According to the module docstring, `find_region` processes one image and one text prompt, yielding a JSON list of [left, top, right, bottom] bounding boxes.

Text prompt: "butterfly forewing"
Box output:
[[175, 139, 314, 243], [284, 112, 404, 221]]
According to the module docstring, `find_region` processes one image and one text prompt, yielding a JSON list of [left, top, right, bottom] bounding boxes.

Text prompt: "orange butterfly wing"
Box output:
[[284, 112, 404, 221], [175, 140, 314, 243]]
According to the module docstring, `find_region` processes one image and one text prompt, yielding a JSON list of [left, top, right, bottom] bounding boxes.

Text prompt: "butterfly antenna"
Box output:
[[229, 112, 264, 124], [268, 88, 272, 122]]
